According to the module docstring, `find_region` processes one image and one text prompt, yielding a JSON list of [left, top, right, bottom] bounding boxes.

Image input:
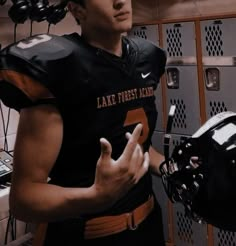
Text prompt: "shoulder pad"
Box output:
[[128, 37, 167, 77], [0, 34, 71, 109], [1, 34, 75, 73], [129, 37, 166, 57]]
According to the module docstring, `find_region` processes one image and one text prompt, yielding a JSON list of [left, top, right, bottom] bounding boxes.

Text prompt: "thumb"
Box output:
[[99, 138, 112, 160]]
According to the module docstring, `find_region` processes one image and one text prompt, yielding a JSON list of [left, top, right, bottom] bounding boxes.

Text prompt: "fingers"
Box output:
[[122, 123, 143, 161], [99, 138, 112, 160], [125, 128, 149, 182], [189, 156, 200, 169], [134, 151, 150, 183]]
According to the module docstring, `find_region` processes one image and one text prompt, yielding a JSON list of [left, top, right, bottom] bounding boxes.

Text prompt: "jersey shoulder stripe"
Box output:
[[0, 69, 53, 102]]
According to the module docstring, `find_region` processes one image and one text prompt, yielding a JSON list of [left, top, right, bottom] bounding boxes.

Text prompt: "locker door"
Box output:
[[169, 134, 208, 246], [163, 22, 201, 136], [201, 18, 236, 120], [201, 17, 236, 245], [213, 229, 236, 246], [151, 131, 170, 243]]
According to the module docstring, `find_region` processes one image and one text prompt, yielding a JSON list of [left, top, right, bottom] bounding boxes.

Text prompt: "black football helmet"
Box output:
[[160, 108, 236, 231]]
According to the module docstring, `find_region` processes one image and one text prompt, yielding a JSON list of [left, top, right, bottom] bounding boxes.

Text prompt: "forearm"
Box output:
[[148, 146, 165, 176], [10, 182, 109, 223]]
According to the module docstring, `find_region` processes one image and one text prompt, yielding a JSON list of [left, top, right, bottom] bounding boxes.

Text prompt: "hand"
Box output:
[[189, 156, 201, 169], [92, 123, 150, 208]]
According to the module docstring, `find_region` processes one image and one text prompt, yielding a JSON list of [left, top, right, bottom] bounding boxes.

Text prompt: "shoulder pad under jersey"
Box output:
[[1, 33, 77, 83], [129, 37, 167, 78], [0, 33, 77, 110]]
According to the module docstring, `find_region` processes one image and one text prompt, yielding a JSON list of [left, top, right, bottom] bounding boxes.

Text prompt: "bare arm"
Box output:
[[148, 146, 164, 176], [10, 104, 96, 222], [10, 105, 149, 223]]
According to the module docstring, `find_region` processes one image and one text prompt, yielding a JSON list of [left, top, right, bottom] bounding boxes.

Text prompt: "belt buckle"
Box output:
[[127, 211, 138, 231]]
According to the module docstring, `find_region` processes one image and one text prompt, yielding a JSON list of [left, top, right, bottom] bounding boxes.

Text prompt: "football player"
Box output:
[[0, 0, 167, 245]]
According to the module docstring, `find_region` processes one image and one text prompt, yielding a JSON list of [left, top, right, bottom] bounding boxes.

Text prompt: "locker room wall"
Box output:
[[132, 0, 236, 23], [128, 4, 236, 246], [128, 17, 236, 245]]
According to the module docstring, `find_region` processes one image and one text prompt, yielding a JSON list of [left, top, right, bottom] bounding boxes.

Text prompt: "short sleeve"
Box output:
[[0, 38, 57, 111], [0, 69, 56, 111]]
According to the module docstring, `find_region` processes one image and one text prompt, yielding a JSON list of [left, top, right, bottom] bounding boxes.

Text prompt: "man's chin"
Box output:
[[117, 22, 133, 34]]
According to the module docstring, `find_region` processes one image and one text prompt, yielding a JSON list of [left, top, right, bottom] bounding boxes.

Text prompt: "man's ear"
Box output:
[[67, 1, 86, 22]]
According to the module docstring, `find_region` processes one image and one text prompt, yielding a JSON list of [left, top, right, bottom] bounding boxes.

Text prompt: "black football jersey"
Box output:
[[0, 33, 166, 215]]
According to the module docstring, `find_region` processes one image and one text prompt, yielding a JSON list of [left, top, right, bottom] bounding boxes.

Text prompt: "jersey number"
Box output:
[[124, 108, 149, 144], [17, 34, 52, 49]]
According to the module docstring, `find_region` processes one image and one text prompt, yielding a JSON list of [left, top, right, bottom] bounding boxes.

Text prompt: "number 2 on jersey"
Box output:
[[124, 108, 149, 144]]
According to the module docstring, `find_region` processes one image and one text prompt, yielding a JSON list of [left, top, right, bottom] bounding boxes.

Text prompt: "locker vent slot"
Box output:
[[133, 27, 147, 39], [205, 24, 224, 56], [170, 99, 187, 129], [176, 211, 194, 244], [172, 139, 181, 148], [166, 27, 183, 57], [217, 230, 236, 246], [209, 101, 227, 117]]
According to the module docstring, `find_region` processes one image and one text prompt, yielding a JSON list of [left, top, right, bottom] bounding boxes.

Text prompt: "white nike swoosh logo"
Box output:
[[141, 72, 151, 79]]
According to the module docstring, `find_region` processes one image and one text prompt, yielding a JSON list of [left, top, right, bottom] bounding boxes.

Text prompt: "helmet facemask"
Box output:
[[160, 109, 236, 231]]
